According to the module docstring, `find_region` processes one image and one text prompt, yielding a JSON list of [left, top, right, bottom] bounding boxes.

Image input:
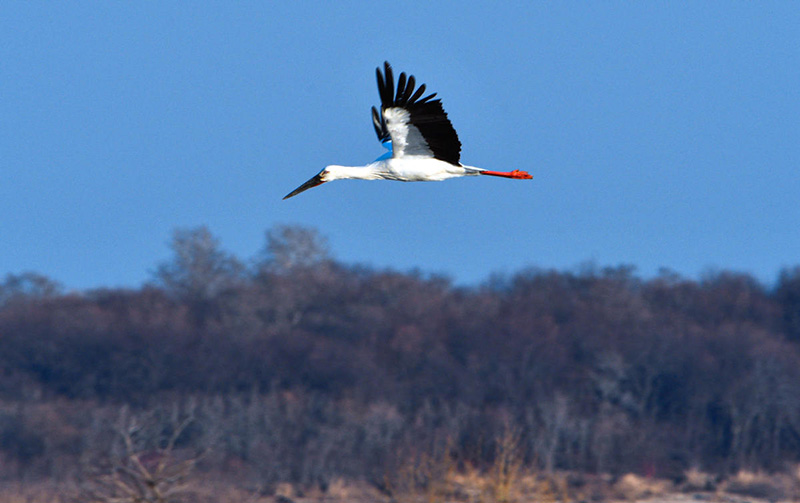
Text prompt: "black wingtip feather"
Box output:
[[376, 62, 438, 108], [401, 75, 415, 103], [418, 92, 437, 104], [408, 83, 426, 103], [396, 72, 406, 103], [383, 62, 393, 106], [375, 67, 385, 103]]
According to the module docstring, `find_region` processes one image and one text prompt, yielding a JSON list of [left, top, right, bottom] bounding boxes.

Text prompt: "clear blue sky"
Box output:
[[2, 3, 799, 289]]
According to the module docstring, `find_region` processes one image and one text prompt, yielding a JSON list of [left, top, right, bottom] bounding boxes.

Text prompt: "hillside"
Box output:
[[2, 225, 800, 499]]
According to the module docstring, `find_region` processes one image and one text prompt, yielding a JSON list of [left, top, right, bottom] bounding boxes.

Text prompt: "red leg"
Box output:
[[480, 169, 532, 179]]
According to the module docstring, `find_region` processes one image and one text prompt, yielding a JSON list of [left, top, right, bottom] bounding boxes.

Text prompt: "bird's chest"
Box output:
[[382, 158, 454, 181]]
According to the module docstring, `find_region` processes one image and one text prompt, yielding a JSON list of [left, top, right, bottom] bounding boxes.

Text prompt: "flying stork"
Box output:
[[283, 61, 532, 200]]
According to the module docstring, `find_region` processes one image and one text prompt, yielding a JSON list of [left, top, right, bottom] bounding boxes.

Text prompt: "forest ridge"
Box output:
[[2, 225, 800, 488]]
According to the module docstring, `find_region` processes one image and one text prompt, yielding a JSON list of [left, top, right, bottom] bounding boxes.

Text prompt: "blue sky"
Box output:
[[2, 3, 799, 289]]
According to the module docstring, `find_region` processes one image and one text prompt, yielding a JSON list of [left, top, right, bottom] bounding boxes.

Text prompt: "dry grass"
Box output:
[[719, 469, 798, 501], [389, 448, 457, 503], [613, 472, 673, 501], [488, 427, 523, 503], [321, 478, 382, 502], [11, 466, 800, 503], [384, 429, 576, 503], [680, 468, 718, 492], [0, 474, 571, 503]]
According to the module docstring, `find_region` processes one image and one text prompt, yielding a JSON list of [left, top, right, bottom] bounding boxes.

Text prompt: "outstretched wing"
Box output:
[[375, 61, 462, 166]]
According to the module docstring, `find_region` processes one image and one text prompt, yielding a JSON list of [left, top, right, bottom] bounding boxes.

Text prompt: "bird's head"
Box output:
[[282, 167, 333, 200]]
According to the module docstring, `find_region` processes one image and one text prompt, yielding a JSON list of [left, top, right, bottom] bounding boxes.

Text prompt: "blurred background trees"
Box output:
[[1, 225, 799, 489]]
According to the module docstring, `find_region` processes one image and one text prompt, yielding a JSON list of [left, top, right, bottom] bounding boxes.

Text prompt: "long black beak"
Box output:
[[283, 173, 325, 200]]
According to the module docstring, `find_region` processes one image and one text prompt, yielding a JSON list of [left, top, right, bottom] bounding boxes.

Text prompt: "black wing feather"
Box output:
[[418, 92, 437, 104], [401, 75, 416, 103], [374, 61, 462, 166], [378, 62, 393, 106], [372, 106, 389, 143], [396, 72, 407, 103], [375, 67, 385, 103], [408, 83, 426, 103]]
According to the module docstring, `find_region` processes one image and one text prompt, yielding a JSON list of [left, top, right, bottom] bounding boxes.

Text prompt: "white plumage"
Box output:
[[284, 62, 532, 200]]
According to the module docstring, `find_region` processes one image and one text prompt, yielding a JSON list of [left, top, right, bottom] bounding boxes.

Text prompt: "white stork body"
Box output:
[[326, 158, 481, 183], [284, 62, 531, 200]]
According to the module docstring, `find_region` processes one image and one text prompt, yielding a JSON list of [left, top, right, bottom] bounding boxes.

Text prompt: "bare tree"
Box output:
[[152, 226, 244, 324], [80, 408, 203, 503], [153, 226, 244, 302], [0, 271, 61, 306], [261, 225, 330, 272]]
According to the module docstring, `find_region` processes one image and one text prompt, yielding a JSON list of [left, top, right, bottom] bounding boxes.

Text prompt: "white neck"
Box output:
[[325, 164, 383, 181]]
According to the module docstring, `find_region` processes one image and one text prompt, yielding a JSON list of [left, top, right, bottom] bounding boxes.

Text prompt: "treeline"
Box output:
[[2, 225, 800, 487]]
